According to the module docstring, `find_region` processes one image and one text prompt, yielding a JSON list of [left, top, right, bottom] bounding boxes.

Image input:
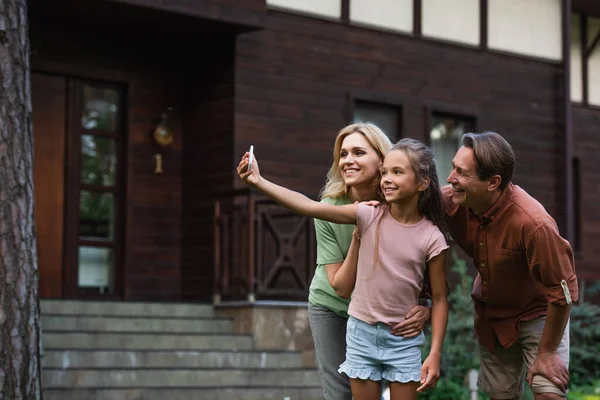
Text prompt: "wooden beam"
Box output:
[[480, 0, 488, 49], [413, 0, 422, 35], [585, 26, 600, 57], [341, 0, 349, 24], [582, 15, 589, 105]]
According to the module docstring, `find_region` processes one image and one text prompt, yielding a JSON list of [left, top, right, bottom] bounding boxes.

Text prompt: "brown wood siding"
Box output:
[[32, 74, 67, 298], [573, 106, 600, 281], [30, 12, 186, 301], [181, 43, 236, 301], [235, 11, 564, 224], [28, 1, 600, 301]]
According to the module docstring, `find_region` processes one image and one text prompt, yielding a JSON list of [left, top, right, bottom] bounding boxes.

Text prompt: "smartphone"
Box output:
[[247, 145, 254, 171]]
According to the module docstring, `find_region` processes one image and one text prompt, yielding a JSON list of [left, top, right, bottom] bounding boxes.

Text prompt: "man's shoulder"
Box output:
[[508, 185, 556, 228]]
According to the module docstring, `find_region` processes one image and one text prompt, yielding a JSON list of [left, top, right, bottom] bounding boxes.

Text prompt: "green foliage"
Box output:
[[568, 379, 600, 399], [569, 300, 600, 388], [420, 250, 480, 399], [419, 378, 470, 400]]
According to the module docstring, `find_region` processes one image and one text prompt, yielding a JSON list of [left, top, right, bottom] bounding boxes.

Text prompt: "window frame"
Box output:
[[64, 78, 127, 298], [346, 91, 406, 142], [426, 105, 478, 185]]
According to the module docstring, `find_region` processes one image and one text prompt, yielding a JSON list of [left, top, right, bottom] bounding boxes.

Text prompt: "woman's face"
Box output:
[[338, 132, 382, 190]]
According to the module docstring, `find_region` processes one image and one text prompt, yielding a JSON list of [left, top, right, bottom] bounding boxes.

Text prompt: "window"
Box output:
[[353, 100, 402, 141], [429, 112, 475, 184], [72, 83, 125, 294]]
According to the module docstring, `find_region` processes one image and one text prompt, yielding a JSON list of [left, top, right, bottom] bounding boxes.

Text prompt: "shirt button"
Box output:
[[483, 281, 487, 286], [481, 263, 485, 268], [479, 242, 484, 247]]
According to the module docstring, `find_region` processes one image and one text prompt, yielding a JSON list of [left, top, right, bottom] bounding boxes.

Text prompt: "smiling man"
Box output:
[[441, 132, 578, 400]]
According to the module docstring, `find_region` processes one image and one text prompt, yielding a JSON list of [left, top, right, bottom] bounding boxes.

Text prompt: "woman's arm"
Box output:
[[237, 152, 357, 224], [324, 228, 360, 299], [417, 250, 449, 393]]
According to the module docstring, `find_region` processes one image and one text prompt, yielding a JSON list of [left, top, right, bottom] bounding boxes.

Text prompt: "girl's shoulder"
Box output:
[[420, 218, 448, 247]]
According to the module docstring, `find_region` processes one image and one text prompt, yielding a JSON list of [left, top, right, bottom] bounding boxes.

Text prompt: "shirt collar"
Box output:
[[468, 183, 514, 222]]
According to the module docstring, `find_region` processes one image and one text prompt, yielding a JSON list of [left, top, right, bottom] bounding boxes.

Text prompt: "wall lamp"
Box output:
[[152, 107, 174, 174]]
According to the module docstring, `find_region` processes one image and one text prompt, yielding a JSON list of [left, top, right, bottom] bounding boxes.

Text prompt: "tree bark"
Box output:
[[0, 0, 43, 399]]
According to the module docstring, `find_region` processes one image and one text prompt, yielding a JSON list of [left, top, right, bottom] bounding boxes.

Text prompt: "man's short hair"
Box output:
[[462, 132, 515, 190]]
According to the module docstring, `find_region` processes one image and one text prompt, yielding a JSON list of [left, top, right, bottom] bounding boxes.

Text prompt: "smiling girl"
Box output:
[[237, 138, 449, 400]]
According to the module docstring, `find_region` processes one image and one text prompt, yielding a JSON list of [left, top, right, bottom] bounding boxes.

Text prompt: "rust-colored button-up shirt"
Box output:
[[442, 183, 578, 352]]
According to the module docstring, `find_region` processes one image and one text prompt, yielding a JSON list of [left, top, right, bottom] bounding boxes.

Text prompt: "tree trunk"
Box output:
[[0, 0, 43, 399]]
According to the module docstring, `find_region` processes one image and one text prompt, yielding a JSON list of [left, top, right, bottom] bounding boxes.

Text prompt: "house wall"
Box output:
[[28, 1, 600, 302], [29, 1, 244, 301], [181, 43, 236, 301], [234, 10, 600, 283], [573, 106, 600, 281], [234, 10, 563, 220]]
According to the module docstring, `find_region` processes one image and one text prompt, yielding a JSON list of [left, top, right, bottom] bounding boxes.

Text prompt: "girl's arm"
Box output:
[[417, 250, 449, 393], [237, 152, 357, 224], [324, 228, 360, 299]]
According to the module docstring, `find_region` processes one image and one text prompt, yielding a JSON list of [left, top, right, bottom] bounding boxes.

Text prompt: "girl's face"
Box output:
[[338, 132, 382, 189], [380, 150, 425, 203]]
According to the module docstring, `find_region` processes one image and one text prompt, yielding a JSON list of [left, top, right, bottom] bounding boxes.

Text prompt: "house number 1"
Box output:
[[154, 154, 163, 174]]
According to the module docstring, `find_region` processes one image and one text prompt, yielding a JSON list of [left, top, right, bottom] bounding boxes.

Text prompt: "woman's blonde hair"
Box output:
[[319, 122, 393, 200]]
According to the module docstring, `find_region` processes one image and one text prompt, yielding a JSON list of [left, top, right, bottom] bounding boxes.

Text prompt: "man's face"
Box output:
[[447, 146, 491, 210]]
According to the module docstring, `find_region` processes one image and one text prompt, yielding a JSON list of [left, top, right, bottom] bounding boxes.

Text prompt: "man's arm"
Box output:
[[539, 303, 571, 355], [526, 303, 571, 392], [525, 222, 577, 392]]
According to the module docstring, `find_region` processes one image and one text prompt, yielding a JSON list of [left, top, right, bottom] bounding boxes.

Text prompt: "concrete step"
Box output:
[[41, 315, 233, 333], [42, 349, 304, 369], [40, 300, 214, 318], [42, 368, 321, 388], [43, 387, 325, 400], [42, 332, 253, 350]]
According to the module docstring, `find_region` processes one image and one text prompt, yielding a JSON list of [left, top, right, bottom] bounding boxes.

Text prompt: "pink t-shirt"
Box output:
[[348, 204, 448, 326]]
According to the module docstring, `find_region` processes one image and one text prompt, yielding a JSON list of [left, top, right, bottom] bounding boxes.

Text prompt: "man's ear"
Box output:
[[418, 177, 430, 192], [487, 175, 502, 192]]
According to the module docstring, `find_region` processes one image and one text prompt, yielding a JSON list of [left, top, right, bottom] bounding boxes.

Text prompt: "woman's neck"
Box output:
[[348, 185, 378, 203], [388, 196, 422, 225]]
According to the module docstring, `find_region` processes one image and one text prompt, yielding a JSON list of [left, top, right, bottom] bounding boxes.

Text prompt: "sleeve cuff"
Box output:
[[545, 276, 579, 306]]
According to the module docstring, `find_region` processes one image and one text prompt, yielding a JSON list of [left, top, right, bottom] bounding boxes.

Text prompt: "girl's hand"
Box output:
[[417, 353, 441, 392], [352, 228, 361, 241], [391, 305, 431, 338], [237, 152, 262, 188]]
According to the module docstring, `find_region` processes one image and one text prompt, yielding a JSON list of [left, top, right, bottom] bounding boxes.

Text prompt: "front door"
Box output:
[[32, 72, 126, 298]]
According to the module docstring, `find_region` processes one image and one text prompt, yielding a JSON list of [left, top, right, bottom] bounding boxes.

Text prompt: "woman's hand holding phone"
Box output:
[[237, 146, 261, 188]]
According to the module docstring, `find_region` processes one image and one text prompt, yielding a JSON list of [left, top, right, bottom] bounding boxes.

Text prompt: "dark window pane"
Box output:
[[81, 135, 117, 186], [430, 113, 475, 184], [79, 190, 114, 240], [78, 246, 114, 293], [81, 85, 120, 131], [354, 100, 400, 141]]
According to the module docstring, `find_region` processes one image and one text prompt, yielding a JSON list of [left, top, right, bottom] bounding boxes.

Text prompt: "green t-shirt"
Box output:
[[308, 195, 354, 318]]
